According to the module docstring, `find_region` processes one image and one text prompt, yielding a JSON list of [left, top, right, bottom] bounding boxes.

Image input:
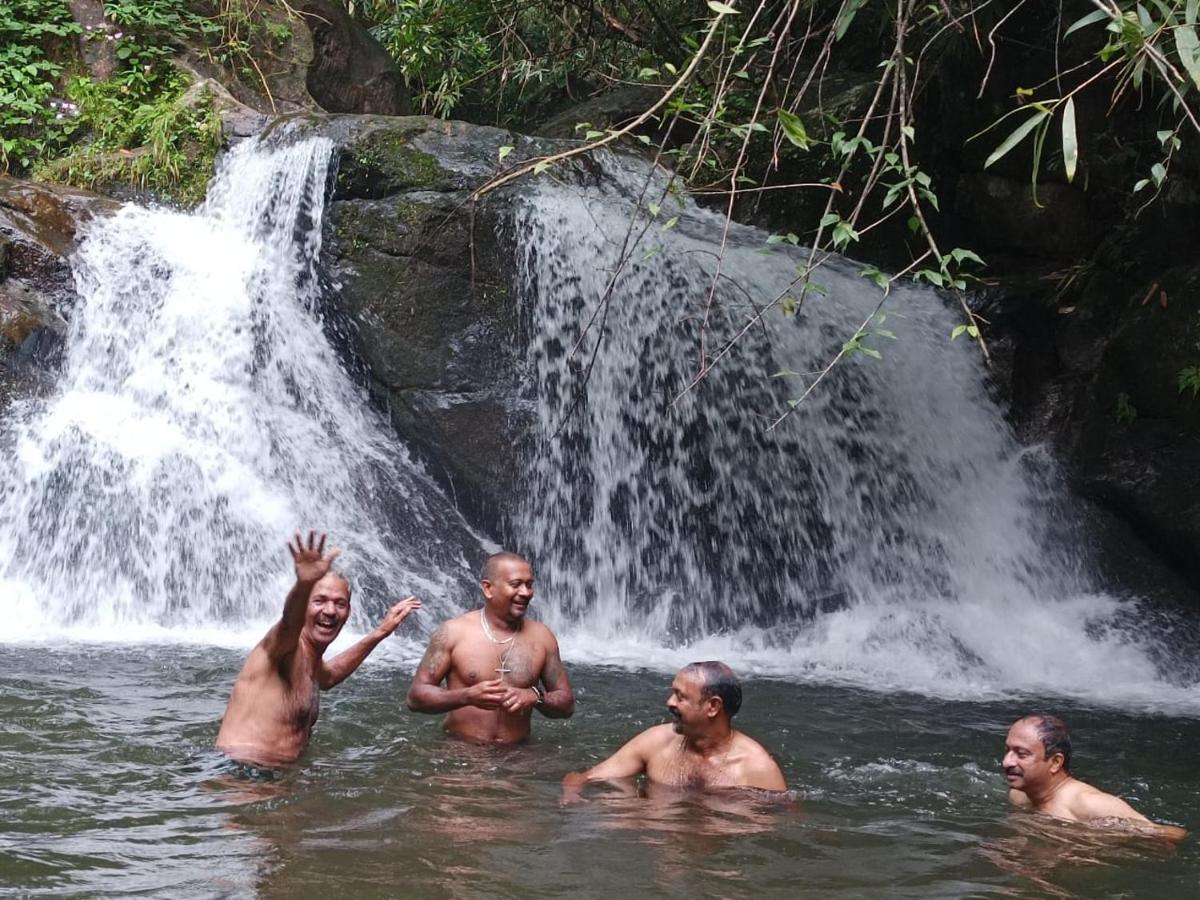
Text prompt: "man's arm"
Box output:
[[1076, 790, 1188, 841], [263, 531, 340, 661], [405, 623, 506, 713], [563, 727, 659, 787], [1008, 789, 1033, 809], [320, 597, 421, 690]]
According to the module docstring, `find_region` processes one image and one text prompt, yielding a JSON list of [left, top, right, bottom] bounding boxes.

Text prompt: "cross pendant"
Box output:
[[495, 666, 512, 674]]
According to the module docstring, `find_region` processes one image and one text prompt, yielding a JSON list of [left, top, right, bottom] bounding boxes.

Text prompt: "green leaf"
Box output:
[[1174, 24, 1200, 90], [707, 1, 740, 14], [638, 67, 660, 79], [533, 160, 552, 175], [648, 202, 661, 217], [966, 324, 980, 338], [860, 347, 882, 360], [835, 0, 868, 41], [949, 247, 986, 266], [1064, 8, 1110, 37], [1133, 178, 1150, 192], [1151, 161, 1167, 187], [776, 108, 811, 150], [584, 130, 604, 140], [951, 324, 968, 340], [1061, 97, 1078, 183], [984, 110, 1050, 169], [662, 216, 679, 231], [498, 145, 514, 161]]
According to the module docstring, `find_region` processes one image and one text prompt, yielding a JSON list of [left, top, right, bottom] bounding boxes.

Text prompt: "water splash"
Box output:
[[514, 154, 1200, 712], [0, 135, 484, 639]]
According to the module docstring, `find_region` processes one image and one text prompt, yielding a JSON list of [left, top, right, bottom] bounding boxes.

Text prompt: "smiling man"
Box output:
[[216, 531, 420, 769], [406, 551, 574, 743], [1003, 714, 1187, 839], [563, 661, 786, 794]]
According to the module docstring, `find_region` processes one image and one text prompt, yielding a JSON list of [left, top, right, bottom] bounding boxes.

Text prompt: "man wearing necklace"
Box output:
[[563, 662, 786, 794], [406, 551, 575, 743]]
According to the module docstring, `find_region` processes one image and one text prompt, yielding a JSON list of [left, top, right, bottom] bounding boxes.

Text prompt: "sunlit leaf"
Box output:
[[1061, 97, 1078, 183], [984, 110, 1050, 169]]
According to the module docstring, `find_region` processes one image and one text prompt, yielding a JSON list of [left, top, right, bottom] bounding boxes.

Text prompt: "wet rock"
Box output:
[[324, 117, 553, 539], [954, 174, 1096, 258], [0, 178, 117, 408]]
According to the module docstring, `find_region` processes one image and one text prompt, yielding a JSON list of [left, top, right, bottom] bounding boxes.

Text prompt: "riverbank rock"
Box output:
[[0, 178, 116, 408]]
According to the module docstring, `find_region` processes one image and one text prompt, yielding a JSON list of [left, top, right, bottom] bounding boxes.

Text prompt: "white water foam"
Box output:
[[512, 153, 1200, 715], [0, 135, 485, 640]]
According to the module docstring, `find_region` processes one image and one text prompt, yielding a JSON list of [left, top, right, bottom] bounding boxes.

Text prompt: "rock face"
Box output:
[[0, 178, 116, 409], [321, 116, 554, 540]]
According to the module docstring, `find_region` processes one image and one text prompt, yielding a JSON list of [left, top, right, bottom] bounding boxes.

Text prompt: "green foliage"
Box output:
[[1115, 391, 1138, 424], [1177, 365, 1200, 398], [0, 0, 81, 172]]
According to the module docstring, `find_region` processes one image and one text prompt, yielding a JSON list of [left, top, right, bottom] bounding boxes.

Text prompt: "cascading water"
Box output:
[[1, 134, 485, 641], [515, 153, 1200, 711]]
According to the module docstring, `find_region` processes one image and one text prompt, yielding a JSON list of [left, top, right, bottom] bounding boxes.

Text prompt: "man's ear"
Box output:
[[481, 579, 493, 600], [1048, 751, 1065, 774], [706, 696, 723, 719]]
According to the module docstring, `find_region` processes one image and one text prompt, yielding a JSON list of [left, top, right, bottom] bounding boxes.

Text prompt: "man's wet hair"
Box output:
[[481, 551, 530, 583], [683, 661, 742, 718], [1022, 713, 1071, 772], [320, 570, 352, 598]]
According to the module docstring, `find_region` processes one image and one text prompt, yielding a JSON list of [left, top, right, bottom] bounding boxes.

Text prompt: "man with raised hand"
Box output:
[[406, 551, 574, 744], [216, 530, 420, 769], [563, 661, 786, 794], [1003, 714, 1187, 840]]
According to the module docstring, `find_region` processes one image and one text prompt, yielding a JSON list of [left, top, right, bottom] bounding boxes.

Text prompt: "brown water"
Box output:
[[1, 643, 1196, 898]]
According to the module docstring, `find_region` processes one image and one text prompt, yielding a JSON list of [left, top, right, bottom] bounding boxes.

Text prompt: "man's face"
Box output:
[[1002, 719, 1060, 792], [304, 573, 351, 647], [666, 670, 713, 735], [482, 559, 534, 623]]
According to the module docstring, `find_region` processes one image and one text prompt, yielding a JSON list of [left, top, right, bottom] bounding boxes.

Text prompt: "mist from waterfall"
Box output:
[[513, 154, 1200, 712], [1, 135, 483, 642]]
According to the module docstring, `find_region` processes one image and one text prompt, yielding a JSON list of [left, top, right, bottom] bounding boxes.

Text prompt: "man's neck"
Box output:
[[1025, 773, 1074, 809], [686, 724, 735, 758], [482, 607, 521, 636], [299, 631, 330, 661]]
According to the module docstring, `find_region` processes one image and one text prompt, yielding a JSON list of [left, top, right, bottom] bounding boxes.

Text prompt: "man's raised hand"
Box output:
[[377, 596, 421, 637], [288, 530, 340, 584]]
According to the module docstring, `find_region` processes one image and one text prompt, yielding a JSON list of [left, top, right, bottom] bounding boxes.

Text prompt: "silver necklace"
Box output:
[[479, 609, 516, 676]]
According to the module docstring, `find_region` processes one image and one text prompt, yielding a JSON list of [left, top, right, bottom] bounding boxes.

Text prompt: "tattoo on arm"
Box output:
[[417, 626, 451, 684]]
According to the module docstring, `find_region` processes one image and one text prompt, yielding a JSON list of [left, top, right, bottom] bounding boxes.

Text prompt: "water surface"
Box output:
[[2, 644, 1195, 898]]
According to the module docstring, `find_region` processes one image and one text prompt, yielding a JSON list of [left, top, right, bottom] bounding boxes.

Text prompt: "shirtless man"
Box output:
[[216, 531, 420, 768], [1003, 714, 1186, 840], [406, 551, 574, 744], [563, 661, 786, 793]]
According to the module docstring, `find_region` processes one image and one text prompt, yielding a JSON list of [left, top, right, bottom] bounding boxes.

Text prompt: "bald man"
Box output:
[[563, 662, 786, 793], [216, 531, 420, 769], [1003, 714, 1186, 840], [406, 551, 574, 744]]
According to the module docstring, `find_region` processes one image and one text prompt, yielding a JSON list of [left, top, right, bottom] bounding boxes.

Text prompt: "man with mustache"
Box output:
[[217, 530, 420, 770], [563, 661, 786, 792], [406, 551, 574, 743], [1003, 714, 1186, 839]]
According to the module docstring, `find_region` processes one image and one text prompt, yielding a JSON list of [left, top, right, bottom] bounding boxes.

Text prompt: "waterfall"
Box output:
[[1, 135, 484, 641], [514, 154, 1199, 711]]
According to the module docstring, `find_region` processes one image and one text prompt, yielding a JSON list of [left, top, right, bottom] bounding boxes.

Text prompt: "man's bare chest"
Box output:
[[454, 634, 544, 687]]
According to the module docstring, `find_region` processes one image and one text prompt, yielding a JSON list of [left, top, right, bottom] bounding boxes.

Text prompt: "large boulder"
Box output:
[[321, 116, 559, 540]]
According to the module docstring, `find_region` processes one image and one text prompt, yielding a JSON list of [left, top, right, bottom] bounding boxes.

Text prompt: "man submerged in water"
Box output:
[[406, 551, 574, 743], [216, 531, 420, 768], [563, 661, 787, 793], [1003, 714, 1186, 840]]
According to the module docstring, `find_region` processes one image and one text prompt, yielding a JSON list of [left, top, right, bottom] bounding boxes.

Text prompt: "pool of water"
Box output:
[[1, 643, 1196, 898]]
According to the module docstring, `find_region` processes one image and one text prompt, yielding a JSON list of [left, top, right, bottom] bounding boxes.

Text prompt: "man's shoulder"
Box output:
[[1066, 780, 1138, 819], [732, 728, 775, 758], [638, 723, 678, 747], [524, 618, 560, 646]]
